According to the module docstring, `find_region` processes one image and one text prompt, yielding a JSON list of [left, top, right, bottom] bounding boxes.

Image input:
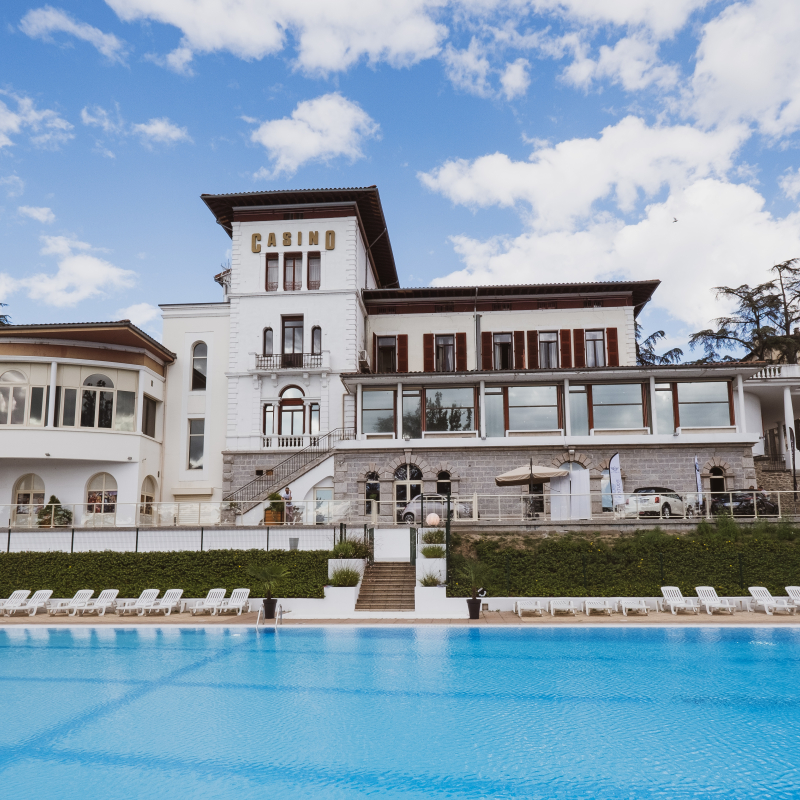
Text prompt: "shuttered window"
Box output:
[[606, 328, 619, 366], [423, 333, 435, 372], [559, 329, 573, 369], [527, 331, 539, 368], [397, 334, 408, 372], [481, 331, 493, 370], [573, 329, 586, 368], [513, 331, 525, 369], [455, 332, 467, 371]]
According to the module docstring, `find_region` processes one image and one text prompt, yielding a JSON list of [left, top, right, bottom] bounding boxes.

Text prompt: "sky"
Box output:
[[1, 1, 800, 358]]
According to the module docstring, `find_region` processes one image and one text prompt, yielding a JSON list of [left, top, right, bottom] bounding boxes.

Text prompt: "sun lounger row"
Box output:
[[0, 587, 251, 616]]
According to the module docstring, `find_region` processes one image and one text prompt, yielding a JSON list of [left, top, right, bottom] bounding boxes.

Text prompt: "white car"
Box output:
[[624, 487, 693, 519], [398, 493, 472, 524]]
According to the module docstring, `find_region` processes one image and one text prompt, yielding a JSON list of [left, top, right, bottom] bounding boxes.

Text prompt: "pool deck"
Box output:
[[1, 610, 799, 625]]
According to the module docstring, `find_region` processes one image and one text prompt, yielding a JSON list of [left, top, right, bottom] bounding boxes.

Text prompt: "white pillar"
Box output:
[[479, 380, 486, 438], [564, 378, 571, 436], [136, 369, 146, 432], [736, 374, 746, 434], [46, 361, 57, 427], [396, 382, 403, 439], [356, 384, 363, 439], [783, 385, 796, 461], [648, 376, 657, 435]]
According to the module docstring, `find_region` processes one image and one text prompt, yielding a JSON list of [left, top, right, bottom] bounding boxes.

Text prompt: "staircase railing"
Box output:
[[224, 428, 356, 503]]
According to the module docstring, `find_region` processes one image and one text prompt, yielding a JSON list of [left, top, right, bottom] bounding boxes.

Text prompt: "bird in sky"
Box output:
[[673, 217, 678, 223]]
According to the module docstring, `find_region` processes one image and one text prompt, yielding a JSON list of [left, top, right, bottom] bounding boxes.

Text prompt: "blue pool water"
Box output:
[[1, 626, 799, 799]]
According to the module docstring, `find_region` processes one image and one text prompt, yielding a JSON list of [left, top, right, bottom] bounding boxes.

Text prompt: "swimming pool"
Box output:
[[1, 626, 798, 799]]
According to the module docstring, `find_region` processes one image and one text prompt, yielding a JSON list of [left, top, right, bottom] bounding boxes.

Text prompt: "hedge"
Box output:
[[0, 549, 329, 598]]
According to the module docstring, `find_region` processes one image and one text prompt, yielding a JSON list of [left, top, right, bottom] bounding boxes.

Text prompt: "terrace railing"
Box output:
[[255, 353, 322, 370]]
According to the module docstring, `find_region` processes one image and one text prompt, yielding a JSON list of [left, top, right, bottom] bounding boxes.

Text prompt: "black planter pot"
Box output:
[[466, 598, 481, 620], [262, 597, 277, 619]]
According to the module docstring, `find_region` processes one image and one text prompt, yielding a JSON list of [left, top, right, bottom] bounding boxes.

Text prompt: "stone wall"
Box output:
[[222, 450, 303, 496]]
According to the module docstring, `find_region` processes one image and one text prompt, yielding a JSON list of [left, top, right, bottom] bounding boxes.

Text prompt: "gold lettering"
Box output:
[[325, 230, 335, 250], [251, 233, 261, 253], [266, 232, 276, 247], [283, 232, 292, 246], [308, 231, 319, 246], [297, 231, 302, 246]]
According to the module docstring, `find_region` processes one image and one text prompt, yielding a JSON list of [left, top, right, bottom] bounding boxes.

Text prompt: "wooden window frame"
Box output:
[[283, 253, 302, 291]]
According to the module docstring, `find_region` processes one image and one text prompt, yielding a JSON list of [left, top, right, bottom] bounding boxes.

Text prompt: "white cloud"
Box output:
[[105, 0, 446, 75], [500, 58, 530, 99], [419, 116, 748, 231], [249, 93, 379, 179], [443, 39, 493, 97], [780, 169, 800, 201], [131, 117, 192, 147], [18, 206, 55, 223], [20, 6, 127, 63], [0, 91, 73, 149], [116, 301, 160, 330], [81, 104, 124, 134], [691, 0, 800, 137], [0, 175, 25, 197], [11, 236, 136, 307]]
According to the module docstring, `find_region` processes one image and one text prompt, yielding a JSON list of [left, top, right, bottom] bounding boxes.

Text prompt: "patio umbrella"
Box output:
[[494, 459, 569, 487]]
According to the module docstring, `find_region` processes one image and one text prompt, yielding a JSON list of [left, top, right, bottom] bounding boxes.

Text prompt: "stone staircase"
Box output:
[[355, 563, 416, 611]]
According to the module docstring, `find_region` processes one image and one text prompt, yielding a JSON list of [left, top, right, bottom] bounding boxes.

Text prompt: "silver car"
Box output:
[[624, 487, 693, 519], [398, 493, 472, 524]]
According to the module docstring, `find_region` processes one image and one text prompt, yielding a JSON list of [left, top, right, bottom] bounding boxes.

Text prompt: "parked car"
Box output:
[[709, 491, 779, 517], [624, 487, 692, 519], [398, 493, 472, 524]]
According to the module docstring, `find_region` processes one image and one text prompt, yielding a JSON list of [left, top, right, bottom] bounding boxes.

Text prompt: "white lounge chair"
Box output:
[[515, 599, 548, 617], [81, 589, 119, 616], [116, 589, 160, 616], [190, 588, 226, 616], [660, 586, 699, 615], [49, 589, 94, 616], [786, 586, 800, 611], [216, 588, 250, 616], [4, 590, 51, 617], [619, 598, 649, 616], [0, 590, 30, 613], [585, 598, 617, 616], [748, 587, 796, 615], [148, 589, 183, 616], [550, 599, 581, 616], [695, 586, 736, 615]]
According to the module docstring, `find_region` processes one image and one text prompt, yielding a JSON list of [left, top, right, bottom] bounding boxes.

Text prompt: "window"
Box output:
[[377, 337, 397, 373], [60, 388, 77, 427], [365, 471, 380, 514], [394, 463, 423, 521], [308, 253, 321, 290], [29, 387, 46, 427], [140, 476, 156, 518], [280, 387, 304, 435], [586, 330, 605, 367], [311, 326, 322, 355], [484, 387, 505, 437], [266, 255, 278, 291], [143, 396, 157, 438], [115, 390, 136, 432], [263, 328, 273, 356], [87, 473, 117, 514], [0, 370, 28, 426], [13, 473, 45, 523], [191, 343, 207, 391], [435, 335, 455, 372], [569, 385, 589, 435], [284, 253, 302, 290], [282, 317, 303, 368], [188, 419, 205, 469], [310, 402, 320, 434], [437, 471, 451, 496], [263, 403, 275, 434], [402, 389, 421, 438], [508, 386, 559, 431], [654, 383, 675, 434], [425, 387, 474, 432], [362, 389, 395, 434], [592, 384, 644, 430], [493, 333, 513, 370], [677, 382, 731, 427], [539, 332, 558, 368]]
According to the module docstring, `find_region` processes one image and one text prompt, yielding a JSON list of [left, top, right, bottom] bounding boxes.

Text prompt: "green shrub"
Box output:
[[329, 567, 361, 587], [418, 571, 442, 587], [331, 539, 369, 559], [422, 530, 445, 544], [421, 545, 445, 558]]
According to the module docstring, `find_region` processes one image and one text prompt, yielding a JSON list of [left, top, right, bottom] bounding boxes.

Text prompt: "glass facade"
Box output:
[[592, 383, 643, 429], [425, 387, 474, 431], [508, 386, 559, 431], [484, 387, 505, 437], [569, 385, 589, 435], [677, 381, 731, 427], [402, 390, 421, 438], [362, 390, 395, 434], [654, 383, 675, 434]]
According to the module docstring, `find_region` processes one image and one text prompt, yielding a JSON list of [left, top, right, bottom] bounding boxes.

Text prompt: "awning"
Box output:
[[495, 463, 569, 486]]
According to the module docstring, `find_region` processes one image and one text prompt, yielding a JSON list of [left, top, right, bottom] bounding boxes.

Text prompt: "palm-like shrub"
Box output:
[[421, 545, 445, 558], [458, 559, 495, 600], [330, 567, 361, 587], [422, 530, 445, 544], [247, 562, 289, 600]]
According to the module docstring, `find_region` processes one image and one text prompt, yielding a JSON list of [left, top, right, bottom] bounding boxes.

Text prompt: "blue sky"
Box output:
[[1, 1, 800, 358]]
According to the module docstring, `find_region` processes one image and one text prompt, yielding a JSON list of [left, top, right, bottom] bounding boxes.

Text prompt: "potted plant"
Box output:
[[263, 492, 283, 524], [247, 562, 289, 618], [458, 559, 493, 620], [37, 495, 73, 527]]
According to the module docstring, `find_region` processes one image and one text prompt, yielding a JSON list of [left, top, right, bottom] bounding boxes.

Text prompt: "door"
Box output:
[[314, 488, 333, 524], [550, 463, 591, 520]]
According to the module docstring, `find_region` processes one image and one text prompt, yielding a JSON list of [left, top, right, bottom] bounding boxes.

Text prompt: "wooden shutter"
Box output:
[[481, 331, 493, 370], [397, 334, 408, 372], [513, 331, 525, 369], [573, 329, 586, 368], [455, 332, 467, 371], [527, 331, 539, 368], [559, 329, 572, 368], [606, 327, 619, 367], [423, 333, 435, 372], [372, 333, 377, 373]]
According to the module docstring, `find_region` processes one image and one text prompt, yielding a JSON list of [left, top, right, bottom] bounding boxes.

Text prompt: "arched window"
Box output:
[[311, 326, 322, 355], [709, 466, 725, 495], [140, 476, 156, 520], [83, 374, 114, 388], [280, 386, 305, 435], [263, 328, 273, 356], [12, 473, 45, 524], [394, 463, 423, 521], [1, 370, 26, 383], [72, 374, 135, 431], [87, 473, 117, 515], [191, 343, 207, 391], [436, 471, 451, 496], [365, 471, 380, 514], [0, 370, 28, 426]]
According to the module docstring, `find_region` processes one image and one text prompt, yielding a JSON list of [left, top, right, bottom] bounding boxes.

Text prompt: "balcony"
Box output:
[[255, 353, 323, 370]]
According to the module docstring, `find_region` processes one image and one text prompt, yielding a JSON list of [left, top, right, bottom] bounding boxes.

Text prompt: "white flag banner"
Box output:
[[695, 456, 703, 496], [609, 452, 624, 507]]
